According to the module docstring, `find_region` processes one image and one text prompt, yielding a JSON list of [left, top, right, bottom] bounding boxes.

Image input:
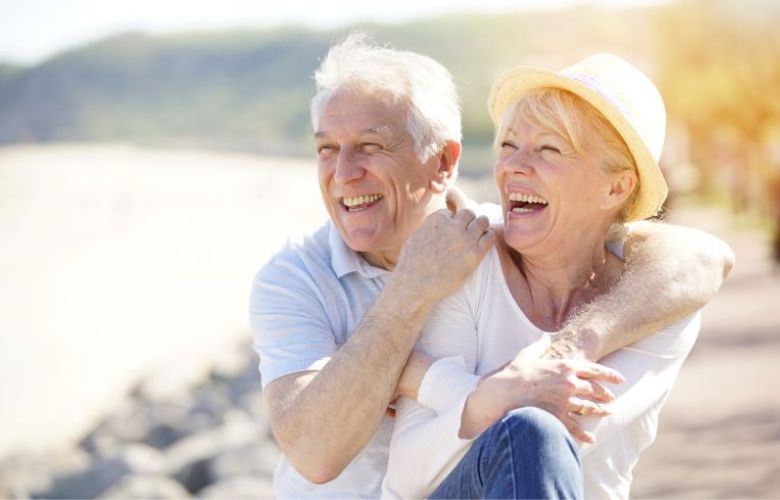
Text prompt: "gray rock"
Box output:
[[187, 382, 232, 425], [1, 448, 92, 498], [114, 443, 168, 475], [38, 443, 166, 498], [165, 411, 264, 494], [99, 474, 190, 499], [80, 400, 159, 455], [197, 476, 274, 499], [209, 442, 278, 482], [40, 455, 130, 498], [0, 453, 53, 499]]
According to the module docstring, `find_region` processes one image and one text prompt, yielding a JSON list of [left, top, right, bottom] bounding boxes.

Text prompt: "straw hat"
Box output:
[[488, 54, 668, 221]]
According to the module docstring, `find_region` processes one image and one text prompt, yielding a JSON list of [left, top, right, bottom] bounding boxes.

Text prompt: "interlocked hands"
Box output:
[[461, 336, 624, 443]]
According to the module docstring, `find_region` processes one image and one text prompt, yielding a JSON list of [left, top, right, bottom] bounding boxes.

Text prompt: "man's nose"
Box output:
[[334, 148, 365, 184]]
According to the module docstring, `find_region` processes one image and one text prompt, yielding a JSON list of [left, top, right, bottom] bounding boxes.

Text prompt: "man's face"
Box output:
[[314, 88, 442, 268]]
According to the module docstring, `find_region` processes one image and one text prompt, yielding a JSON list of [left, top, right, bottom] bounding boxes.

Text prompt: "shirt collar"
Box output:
[[328, 221, 390, 279]]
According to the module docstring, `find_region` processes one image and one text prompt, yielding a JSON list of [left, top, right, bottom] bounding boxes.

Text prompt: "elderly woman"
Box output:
[[382, 55, 703, 499]]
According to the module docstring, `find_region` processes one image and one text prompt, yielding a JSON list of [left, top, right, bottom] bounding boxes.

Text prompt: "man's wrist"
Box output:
[[382, 274, 437, 321], [547, 327, 600, 361]]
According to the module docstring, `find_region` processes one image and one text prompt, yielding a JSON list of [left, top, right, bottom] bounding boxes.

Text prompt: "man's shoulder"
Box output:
[[254, 221, 337, 289]]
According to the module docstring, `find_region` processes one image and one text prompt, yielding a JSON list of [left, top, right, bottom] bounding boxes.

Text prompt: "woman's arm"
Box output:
[[547, 221, 733, 361]]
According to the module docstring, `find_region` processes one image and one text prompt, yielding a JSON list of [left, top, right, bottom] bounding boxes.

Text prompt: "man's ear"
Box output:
[[430, 140, 462, 194], [602, 170, 637, 211]]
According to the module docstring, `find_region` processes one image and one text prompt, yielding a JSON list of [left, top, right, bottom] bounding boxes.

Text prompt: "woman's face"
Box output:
[[494, 114, 621, 255]]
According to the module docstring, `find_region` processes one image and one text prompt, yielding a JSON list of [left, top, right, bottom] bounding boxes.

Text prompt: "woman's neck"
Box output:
[[498, 231, 623, 331]]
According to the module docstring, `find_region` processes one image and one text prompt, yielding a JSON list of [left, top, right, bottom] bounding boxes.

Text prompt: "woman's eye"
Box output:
[[500, 141, 517, 150], [540, 145, 561, 154]]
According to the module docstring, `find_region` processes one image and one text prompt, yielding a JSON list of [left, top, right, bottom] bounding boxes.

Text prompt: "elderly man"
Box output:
[[250, 34, 733, 498]]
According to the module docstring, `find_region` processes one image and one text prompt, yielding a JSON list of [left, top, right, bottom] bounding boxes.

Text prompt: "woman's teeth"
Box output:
[[508, 192, 549, 214], [507, 192, 548, 204]]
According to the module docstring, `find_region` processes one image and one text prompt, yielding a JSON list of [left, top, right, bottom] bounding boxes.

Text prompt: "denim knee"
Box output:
[[471, 407, 583, 499], [498, 407, 579, 459]]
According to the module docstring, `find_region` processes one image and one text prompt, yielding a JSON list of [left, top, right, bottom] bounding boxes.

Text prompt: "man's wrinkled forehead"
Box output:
[[314, 88, 408, 138]]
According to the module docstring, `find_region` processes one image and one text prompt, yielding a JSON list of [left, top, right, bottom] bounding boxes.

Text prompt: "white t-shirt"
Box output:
[[382, 246, 700, 499]]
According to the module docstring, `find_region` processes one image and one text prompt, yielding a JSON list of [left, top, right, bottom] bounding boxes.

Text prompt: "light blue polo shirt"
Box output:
[[251, 220, 391, 390], [250, 219, 394, 498], [249, 199, 503, 498]]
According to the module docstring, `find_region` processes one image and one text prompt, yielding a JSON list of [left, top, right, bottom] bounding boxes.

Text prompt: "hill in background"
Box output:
[[1, 0, 778, 177], [0, 6, 655, 174]]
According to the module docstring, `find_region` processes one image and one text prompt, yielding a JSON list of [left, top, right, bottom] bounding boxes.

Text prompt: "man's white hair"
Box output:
[[310, 32, 462, 163]]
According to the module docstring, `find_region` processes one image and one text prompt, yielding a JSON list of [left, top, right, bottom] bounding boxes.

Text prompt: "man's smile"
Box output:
[[340, 194, 384, 212]]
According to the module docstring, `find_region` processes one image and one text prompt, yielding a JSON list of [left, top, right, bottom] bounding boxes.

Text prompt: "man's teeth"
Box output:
[[342, 194, 383, 207], [507, 192, 548, 205]]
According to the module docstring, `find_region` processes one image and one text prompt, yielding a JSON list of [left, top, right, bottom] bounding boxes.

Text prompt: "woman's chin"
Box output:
[[503, 226, 541, 253]]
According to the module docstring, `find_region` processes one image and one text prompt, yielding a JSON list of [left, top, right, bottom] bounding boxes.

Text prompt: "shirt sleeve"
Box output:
[[577, 312, 701, 457], [249, 249, 337, 389], [418, 356, 481, 414], [382, 262, 484, 499]]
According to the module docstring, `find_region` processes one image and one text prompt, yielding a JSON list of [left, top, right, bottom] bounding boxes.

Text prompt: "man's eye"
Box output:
[[317, 145, 337, 156], [360, 143, 382, 153]]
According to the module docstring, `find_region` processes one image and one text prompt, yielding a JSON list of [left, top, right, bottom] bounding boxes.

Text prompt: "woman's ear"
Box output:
[[430, 140, 462, 194], [602, 170, 637, 210]]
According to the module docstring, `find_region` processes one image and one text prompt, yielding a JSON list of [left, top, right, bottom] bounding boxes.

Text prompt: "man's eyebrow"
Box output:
[[364, 126, 392, 136]]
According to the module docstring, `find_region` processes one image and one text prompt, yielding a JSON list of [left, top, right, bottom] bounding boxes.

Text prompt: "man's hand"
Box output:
[[392, 209, 495, 305], [460, 336, 624, 443]]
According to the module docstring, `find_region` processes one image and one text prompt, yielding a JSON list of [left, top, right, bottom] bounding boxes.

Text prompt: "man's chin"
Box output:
[[340, 229, 380, 253]]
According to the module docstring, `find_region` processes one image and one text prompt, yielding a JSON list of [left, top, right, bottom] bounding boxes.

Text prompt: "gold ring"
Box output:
[[575, 404, 587, 416]]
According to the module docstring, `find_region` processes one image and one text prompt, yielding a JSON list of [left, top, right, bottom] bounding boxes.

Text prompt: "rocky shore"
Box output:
[[0, 340, 278, 498]]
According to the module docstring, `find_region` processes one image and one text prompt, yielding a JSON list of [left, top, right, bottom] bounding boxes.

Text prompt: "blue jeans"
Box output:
[[430, 407, 583, 499]]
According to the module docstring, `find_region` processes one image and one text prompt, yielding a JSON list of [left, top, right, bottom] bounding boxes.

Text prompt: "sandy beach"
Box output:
[[0, 144, 326, 457], [1, 144, 778, 497]]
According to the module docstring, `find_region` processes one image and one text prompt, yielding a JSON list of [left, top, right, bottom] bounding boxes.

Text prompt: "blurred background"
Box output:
[[1, 0, 779, 497]]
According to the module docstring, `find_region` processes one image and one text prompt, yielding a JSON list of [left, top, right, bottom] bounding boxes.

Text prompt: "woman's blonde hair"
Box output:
[[495, 88, 639, 222]]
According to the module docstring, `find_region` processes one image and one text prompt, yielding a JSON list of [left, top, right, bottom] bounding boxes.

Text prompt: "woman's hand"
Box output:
[[460, 337, 625, 442]]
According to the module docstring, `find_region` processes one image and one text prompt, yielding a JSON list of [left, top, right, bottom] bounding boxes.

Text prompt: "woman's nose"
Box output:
[[500, 147, 534, 176], [334, 148, 365, 184]]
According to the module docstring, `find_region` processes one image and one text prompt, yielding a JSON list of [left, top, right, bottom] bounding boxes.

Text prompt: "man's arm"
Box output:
[[262, 210, 494, 484], [547, 221, 735, 361]]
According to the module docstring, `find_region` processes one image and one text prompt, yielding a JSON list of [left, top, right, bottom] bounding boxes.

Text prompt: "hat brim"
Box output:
[[488, 67, 668, 221]]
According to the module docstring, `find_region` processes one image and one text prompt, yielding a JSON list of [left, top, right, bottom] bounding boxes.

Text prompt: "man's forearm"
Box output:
[[264, 209, 494, 483], [551, 221, 734, 361], [266, 278, 435, 483]]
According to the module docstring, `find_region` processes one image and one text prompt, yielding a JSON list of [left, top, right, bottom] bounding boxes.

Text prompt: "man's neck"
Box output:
[[361, 249, 400, 271]]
